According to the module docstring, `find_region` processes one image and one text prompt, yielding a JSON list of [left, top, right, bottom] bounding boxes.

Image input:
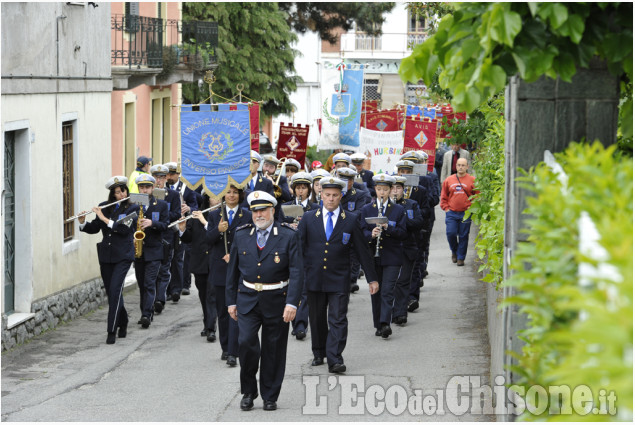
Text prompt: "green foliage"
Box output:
[[503, 142, 633, 421], [305, 145, 332, 167], [399, 2, 633, 142], [405, 2, 456, 37], [465, 95, 505, 288], [280, 3, 395, 44], [183, 3, 302, 116]]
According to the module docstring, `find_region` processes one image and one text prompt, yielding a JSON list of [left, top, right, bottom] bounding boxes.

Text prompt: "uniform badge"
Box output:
[[388, 220, 396, 227], [348, 201, 355, 211], [274, 255, 280, 263], [342, 232, 351, 245], [407, 210, 414, 219], [152, 212, 160, 222], [118, 214, 126, 220], [167, 202, 171, 211]]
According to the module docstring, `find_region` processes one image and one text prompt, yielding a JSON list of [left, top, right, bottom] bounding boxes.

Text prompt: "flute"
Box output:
[[375, 198, 384, 258], [168, 203, 222, 228], [65, 197, 131, 222]]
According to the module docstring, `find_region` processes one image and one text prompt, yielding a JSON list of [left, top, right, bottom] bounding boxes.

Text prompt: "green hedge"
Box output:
[[504, 142, 633, 421]]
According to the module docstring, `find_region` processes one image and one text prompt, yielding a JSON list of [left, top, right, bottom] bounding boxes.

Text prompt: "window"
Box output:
[[364, 79, 382, 102], [355, 22, 382, 51], [62, 122, 74, 241], [124, 2, 140, 33], [408, 11, 427, 46]]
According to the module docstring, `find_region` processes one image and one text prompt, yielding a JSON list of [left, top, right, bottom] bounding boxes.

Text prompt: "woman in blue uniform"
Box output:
[[78, 176, 138, 344]]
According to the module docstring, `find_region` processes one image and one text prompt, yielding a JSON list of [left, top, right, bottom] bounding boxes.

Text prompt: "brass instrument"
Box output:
[[271, 157, 287, 198], [65, 197, 130, 222], [134, 205, 146, 258]]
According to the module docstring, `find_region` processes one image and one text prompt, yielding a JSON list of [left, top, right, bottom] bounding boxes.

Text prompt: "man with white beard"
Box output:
[[226, 191, 304, 412]]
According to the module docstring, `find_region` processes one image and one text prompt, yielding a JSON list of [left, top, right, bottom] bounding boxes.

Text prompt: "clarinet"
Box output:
[[375, 198, 384, 258]]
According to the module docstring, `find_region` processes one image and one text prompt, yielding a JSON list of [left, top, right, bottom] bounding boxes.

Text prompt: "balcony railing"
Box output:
[[111, 14, 218, 71], [340, 32, 428, 56]]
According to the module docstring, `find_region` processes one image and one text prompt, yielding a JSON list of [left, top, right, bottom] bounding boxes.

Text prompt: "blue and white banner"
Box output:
[[180, 108, 251, 199], [319, 64, 364, 149]]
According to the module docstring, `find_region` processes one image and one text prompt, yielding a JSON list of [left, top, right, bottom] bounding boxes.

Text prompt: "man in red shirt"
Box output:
[[440, 158, 476, 266]]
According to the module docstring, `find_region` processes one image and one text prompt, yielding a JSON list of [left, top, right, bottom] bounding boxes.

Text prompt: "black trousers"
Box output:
[[194, 273, 216, 332], [307, 290, 349, 367], [216, 284, 239, 356], [237, 293, 289, 402], [394, 257, 415, 318], [99, 260, 132, 333], [134, 259, 161, 320], [167, 241, 184, 296], [370, 263, 401, 330], [292, 281, 309, 333]]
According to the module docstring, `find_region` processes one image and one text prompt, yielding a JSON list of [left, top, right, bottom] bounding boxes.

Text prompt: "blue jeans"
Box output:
[[445, 210, 472, 260]]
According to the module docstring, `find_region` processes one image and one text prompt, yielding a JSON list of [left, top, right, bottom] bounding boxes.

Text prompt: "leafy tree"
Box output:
[[399, 2, 633, 146], [182, 3, 301, 116], [279, 2, 395, 43]]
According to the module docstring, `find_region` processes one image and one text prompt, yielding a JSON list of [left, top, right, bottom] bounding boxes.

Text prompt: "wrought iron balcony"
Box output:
[[111, 14, 218, 88]]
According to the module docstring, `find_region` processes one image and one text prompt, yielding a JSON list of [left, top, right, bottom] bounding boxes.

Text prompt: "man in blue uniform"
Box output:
[[150, 164, 182, 314], [360, 174, 407, 338], [133, 174, 169, 328], [298, 177, 378, 373], [242, 151, 275, 208], [261, 154, 293, 205], [350, 152, 375, 197], [165, 162, 198, 300], [391, 176, 424, 324], [226, 191, 303, 411]]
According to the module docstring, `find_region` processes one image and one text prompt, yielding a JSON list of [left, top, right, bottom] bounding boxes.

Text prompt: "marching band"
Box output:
[[76, 148, 441, 409]]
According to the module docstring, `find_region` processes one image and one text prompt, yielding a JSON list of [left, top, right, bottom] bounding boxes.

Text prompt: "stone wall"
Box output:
[[2, 278, 106, 352]]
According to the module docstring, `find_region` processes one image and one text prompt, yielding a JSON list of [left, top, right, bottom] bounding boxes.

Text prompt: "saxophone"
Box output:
[[134, 205, 146, 258]]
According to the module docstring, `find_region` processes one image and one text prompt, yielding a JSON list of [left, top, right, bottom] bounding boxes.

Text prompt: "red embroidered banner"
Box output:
[[362, 100, 379, 113], [404, 118, 437, 172], [360, 109, 400, 132], [277, 123, 309, 165]]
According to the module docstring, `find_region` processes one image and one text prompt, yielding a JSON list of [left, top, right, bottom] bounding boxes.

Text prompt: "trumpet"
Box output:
[[273, 158, 287, 198], [65, 197, 131, 222], [168, 203, 222, 228]]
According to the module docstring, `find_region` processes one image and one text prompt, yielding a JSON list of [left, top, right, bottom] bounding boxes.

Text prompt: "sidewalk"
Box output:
[[1, 206, 492, 421]]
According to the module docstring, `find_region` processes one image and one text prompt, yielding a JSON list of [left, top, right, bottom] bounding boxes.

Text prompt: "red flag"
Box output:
[[360, 109, 400, 132], [439, 111, 466, 139], [362, 100, 379, 113], [277, 123, 309, 165], [404, 118, 436, 172], [250, 103, 260, 152]]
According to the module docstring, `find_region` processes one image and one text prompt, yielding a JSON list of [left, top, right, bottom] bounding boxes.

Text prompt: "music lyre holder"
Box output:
[[115, 212, 138, 228], [404, 175, 420, 187], [413, 164, 428, 176], [130, 193, 150, 207], [152, 188, 167, 200], [281, 205, 305, 220], [364, 217, 388, 226]]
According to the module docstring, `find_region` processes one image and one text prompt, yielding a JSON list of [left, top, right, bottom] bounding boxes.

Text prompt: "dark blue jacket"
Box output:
[[226, 222, 303, 315], [137, 197, 169, 262], [241, 172, 275, 209], [81, 201, 138, 263], [207, 206, 252, 286], [395, 198, 424, 261], [341, 187, 370, 213], [169, 181, 199, 212], [419, 173, 440, 221], [179, 217, 212, 275], [360, 199, 407, 267], [298, 207, 378, 292]]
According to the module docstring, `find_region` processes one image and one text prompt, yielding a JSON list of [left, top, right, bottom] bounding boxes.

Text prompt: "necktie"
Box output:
[[250, 180, 254, 191], [325, 211, 334, 240], [228, 209, 234, 225], [257, 230, 268, 249]]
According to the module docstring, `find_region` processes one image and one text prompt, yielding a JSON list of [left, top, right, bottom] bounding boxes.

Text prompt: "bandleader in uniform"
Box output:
[[226, 191, 303, 411]]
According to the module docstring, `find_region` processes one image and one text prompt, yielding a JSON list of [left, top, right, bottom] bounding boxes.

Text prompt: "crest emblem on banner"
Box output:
[[286, 135, 301, 152], [199, 132, 234, 163], [376, 120, 387, 131], [414, 131, 428, 148]]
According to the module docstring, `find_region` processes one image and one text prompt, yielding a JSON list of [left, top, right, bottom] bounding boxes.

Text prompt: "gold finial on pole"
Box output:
[[236, 83, 244, 103], [204, 70, 216, 101]]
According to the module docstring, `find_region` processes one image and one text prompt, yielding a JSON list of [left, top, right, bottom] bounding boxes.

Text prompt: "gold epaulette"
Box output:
[[236, 223, 252, 232], [280, 222, 297, 231]]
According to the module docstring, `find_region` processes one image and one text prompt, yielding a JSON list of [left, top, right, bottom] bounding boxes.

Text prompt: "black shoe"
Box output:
[[407, 300, 419, 312], [226, 355, 237, 367], [311, 357, 324, 366], [207, 331, 216, 342], [154, 301, 164, 314], [350, 283, 359, 293], [380, 324, 392, 339], [375, 329, 382, 337], [329, 363, 346, 374], [263, 400, 277, 411], [395, 316, 407, 325], [221, 351, 229, 361], [240, 393, 257, 411], [106, 333, 116, 344], [182, 288, 190, 295], [201, 328, 209, 337], [295, 330, 306, 340], [171, 292, 180, 302], [358, 270, 365, 278], [137, 319, 142, 324], [118, 324, 127, 338], [423, 270, 429, 278], [419, 279, 424, 287], [140, 316, 151, 329]]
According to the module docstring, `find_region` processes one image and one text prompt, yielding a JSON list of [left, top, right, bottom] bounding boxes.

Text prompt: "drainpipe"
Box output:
[[56, 14, 67, 76]]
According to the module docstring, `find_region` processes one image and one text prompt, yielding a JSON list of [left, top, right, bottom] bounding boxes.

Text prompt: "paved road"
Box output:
[[2, 206, 493, 421]]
